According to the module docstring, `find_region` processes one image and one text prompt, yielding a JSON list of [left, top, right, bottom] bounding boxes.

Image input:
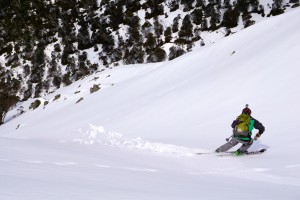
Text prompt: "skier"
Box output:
[[215, 105, 265, 155]]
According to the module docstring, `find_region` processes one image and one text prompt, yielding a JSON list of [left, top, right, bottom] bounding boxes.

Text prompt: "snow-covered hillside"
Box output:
[[1, 0, 298, 101], [1, 7, 300, 200]]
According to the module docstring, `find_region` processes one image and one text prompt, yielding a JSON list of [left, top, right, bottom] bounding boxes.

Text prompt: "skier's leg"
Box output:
[[215, 139, 239, 152], [238, 139, 253, 152]]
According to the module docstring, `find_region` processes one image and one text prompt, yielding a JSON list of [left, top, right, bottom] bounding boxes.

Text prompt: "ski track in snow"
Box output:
[[72, 124, 204, 157]]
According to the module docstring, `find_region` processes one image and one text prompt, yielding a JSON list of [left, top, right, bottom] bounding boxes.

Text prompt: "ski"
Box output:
[[196, 149, 267, 156], [218, 148, 267, 156]]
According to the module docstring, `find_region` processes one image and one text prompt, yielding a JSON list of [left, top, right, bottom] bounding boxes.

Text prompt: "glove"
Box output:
[[254, 133, 261, 140]]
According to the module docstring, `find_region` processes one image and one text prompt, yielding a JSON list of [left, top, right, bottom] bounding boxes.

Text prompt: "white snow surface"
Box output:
[[1, 8, 300, 200]]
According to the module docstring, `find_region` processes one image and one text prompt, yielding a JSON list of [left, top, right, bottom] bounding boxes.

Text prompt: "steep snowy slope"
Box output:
[[1, 7, 300, 200]]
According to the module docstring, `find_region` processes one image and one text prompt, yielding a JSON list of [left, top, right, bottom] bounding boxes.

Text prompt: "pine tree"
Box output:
[[164, 27, 173, 43], [0, 90, 19, 125], [168, 0, 180, 12], [169, 46, 186, 60], [221, 5, 240, 28], [209, 6, 221, 31], [181, 0, 194, 12], [144, 33, 157, 53], [191, 9, 203, 25], [269, 0, 284, 16], [201, 18, 208, 31], [77, 18, 92, 50], [146, 48, 166, 63], [141, 21, 153, 37], [108, 0, 124, 31], [123, 46, 145, 64], [178, 14, 194, 41], [172, 15, 181, 33], [195, 0, 206, 7], [153, 17, 164, 37]]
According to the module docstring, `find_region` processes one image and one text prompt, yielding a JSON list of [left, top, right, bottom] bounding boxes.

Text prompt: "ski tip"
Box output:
[[244, 148, 267, 155], [196, 151, 213, 155]]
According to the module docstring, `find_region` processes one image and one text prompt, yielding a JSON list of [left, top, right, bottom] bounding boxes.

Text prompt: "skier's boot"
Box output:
[[234, 149, 247, 156]]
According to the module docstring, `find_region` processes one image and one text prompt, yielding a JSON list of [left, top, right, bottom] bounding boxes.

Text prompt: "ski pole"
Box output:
[[226, 135, 232, 142]]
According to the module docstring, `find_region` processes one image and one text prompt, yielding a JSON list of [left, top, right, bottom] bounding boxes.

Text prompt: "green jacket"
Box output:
[[232, 116, 265, 141]]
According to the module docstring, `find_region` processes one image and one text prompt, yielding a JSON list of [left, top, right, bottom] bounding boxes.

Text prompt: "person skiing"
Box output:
[[215, 104, 265, 155]]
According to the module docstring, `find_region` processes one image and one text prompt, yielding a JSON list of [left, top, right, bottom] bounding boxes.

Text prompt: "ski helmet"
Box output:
[[242, 104, 251, 115]]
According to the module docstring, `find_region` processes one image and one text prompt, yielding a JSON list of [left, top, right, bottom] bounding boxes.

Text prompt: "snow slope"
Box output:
[[1, 7, 300, 200]]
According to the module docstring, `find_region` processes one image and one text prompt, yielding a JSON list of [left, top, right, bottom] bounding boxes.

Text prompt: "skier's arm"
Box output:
[[254, 119, 265, 135], [231, 120, 240, 128]]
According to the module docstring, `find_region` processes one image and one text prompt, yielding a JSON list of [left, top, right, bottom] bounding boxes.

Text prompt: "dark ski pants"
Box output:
[[216, 138, 253, 152]]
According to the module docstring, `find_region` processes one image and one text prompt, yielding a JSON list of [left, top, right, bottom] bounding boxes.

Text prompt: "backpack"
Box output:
[[233, 114, 252, 137]]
